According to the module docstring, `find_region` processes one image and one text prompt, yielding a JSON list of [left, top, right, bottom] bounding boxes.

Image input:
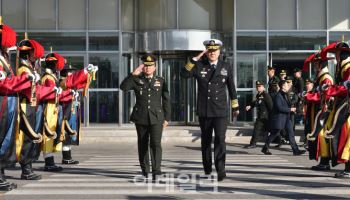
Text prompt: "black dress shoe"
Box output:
[[44, 165, 63, 172], [21, 173, 41, 180], [62, 159, 79, 165], [217, 172, 226, 182], [261, 148, 272, 155], [334, 171, 350, 179], [311, 164, 330, 171], [244, 144, 256, 149], [293, 150, 306, 156], [204, 170, 212, 175], [142, 171, 150, 178]]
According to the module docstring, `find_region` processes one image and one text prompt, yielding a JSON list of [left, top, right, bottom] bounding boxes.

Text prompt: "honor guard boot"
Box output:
[[44, 156, 63, 172], [0, 167, 15, 191], [311, 158, 331, 171], [62, 150, 79, 165], [20, 163, 42, 180]]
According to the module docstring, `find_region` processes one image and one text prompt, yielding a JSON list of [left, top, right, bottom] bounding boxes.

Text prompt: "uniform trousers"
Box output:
[[199, 117, 227, 174], [135, 123, 163, 175]]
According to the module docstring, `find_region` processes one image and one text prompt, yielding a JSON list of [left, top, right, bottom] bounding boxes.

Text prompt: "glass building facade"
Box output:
[[2, 0, 350, 125]]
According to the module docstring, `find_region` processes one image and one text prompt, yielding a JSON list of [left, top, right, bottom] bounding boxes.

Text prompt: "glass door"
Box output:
[[162, 58, 187, 123], [161, 56, 198, 125]]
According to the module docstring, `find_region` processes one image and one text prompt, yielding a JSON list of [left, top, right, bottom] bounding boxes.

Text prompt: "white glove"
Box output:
[[34, 72, 40, 83], [301, 91, 307, 97], [92, 65, 98, 72], [27, 73, 35, 81], [53, 86, 62, 95], [343, 80, 350, 89], [85, 64, 94, 73], [0, 71, 5, 81], [74, 91, 79, 99]]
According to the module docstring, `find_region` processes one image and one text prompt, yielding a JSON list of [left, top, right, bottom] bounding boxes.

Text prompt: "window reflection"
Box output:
[[237, 91, 253, 122], [237, 54, 267, 88], [269, 32, 326, 50], [17, 32, 86, 51], [89, 91, 118, 123], [89, 54, 119, 88], [89, 32, 119, 51], [237, 32, 266, 50]]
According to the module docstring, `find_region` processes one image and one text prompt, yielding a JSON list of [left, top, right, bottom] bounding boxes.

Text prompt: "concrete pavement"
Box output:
[[1, 136, 349, 200]]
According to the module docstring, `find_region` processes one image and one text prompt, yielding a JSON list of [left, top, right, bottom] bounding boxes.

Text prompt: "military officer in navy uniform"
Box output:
[[120, 53, 171, 180], [244, 81, 273, 149], [181, 39, 239, 181]]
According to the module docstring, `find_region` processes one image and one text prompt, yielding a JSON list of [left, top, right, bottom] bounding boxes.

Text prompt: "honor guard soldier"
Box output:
[[0, 19, 32, 190], [59, 64, 97, 164], [180, 39, 239, 181], [267, 65, 280, 94], [17, 35, 59, 180], [322, 42, 350, 178], [40, 52, 73, 172], [303, 52, 334, 171], [244, 81, 273, 149], [120, 53, 171, 180]]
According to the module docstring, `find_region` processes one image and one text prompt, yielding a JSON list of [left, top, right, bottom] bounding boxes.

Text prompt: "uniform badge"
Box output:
[[201, 69, 207, 77], [220, 68, 227, 76], [138, 80, 144, 85], [154, 80, 161, 87]]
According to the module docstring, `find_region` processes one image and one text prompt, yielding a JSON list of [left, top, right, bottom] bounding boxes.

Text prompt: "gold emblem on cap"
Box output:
[[146, 56, 152, 61]]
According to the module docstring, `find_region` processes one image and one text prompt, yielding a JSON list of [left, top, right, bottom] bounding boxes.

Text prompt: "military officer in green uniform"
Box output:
[[120, 53, 171, 180], [267, 66, 280, 94], [181, 39, 239, 182], [244, 81, 273, 149]]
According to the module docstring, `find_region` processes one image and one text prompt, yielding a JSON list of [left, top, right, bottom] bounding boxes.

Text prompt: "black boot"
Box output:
[[20, 163, 41, 180], [62, 150, 79, 165], [311, 158, 331, 171], [44, 156, 63, 172], [335, 162, 350, 178], [0, 166, 16, 191]]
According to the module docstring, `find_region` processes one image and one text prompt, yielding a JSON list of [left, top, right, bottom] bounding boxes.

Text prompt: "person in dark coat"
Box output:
[[120, 53, 171, 180], [261, 80, 306, 156], [244, 81, 273, 148], [180, 39, 239, 182]]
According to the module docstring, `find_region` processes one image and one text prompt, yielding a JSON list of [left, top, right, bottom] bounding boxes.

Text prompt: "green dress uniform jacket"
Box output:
[[120, 74, 171, 125]]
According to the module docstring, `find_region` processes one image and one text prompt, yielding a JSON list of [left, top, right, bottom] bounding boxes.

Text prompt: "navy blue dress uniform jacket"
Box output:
[[120, 74, 171, 125], [180, 58, 238, 117], [270, 91, 293, 130]]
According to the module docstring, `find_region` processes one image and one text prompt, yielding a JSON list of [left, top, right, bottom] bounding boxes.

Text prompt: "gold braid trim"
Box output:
[[341, 63, 350, 79], [185, 61, 195, 71], [231, 99, 239, 108]]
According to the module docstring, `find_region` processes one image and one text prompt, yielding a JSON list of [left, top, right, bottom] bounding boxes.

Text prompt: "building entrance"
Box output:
[[271, 53, 309, 78]]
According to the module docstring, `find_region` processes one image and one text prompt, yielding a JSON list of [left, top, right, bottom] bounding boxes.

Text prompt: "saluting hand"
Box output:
[[132, 64, 144, 76], [163, 120, 169, 129], [194, 49, 208, 61]]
